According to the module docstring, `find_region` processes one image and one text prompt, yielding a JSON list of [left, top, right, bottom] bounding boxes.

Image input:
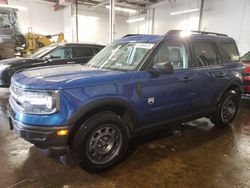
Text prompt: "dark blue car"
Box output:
[[8, 30, 244, 172]]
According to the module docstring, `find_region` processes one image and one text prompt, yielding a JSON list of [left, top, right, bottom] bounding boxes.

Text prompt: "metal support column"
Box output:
[[198, 0, 205, 31], [75, 0, 79, 42], [109, 0, 115, 43]]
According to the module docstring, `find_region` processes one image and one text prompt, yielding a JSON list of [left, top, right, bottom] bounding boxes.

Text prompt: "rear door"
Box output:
[[192, 40, 230, 112]]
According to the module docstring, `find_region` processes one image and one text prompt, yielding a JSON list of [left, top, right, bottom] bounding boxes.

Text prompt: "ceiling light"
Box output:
[[105, 5, 136, 13], [170, 8, 200, 16], [127, 17, 145, 23], [0, 4, 28, 11]]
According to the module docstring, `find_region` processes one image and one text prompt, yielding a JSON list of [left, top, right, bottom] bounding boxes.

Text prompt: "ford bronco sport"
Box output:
[[8, 30, 244, 172]]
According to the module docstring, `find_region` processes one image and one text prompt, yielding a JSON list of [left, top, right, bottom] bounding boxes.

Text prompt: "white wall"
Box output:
[[7, 0, 129, 45], [129, 0, 250, 55], [201, 0, 250, 55], [129, 0, 200, 35], [8, 0, 64, 35], [63, 6, 73, 42], [152, 0, 200, 34], [70, 7, 129, 45]]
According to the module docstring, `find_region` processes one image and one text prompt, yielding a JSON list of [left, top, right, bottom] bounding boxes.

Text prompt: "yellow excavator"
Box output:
[[0, 7, 64, 59], [20, 31, 65, 57]]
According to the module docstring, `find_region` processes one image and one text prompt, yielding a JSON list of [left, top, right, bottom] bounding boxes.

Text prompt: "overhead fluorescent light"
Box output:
[[105, 5, 136, 13], [170, 8, 199, 16], [0, 4, 28, 11], [127, 17, 145, 23]]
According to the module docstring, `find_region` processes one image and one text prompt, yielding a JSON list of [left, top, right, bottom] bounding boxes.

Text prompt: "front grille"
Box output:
[[9, 84, 24, 112]]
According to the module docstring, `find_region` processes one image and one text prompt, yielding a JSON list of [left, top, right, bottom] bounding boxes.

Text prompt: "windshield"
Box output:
[[29, 45, 58, 59], [86, 42, 155, 71], [0, 9, 21, 31], [0, 12, 12, 28]]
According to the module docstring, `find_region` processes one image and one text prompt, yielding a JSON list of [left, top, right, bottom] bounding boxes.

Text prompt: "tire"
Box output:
[[71, 111, 130, 173], [211, 90, 239, 126]]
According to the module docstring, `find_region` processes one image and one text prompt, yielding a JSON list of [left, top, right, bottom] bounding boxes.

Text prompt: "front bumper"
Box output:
[[8, 107, 71, 156]]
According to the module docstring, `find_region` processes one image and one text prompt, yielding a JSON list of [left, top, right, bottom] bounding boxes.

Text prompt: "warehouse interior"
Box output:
[[7, 0, 250, 53], [0, 0, 250, 187]]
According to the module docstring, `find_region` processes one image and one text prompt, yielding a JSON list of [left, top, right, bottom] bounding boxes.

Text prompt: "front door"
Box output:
[[139, 39, 199, 125]]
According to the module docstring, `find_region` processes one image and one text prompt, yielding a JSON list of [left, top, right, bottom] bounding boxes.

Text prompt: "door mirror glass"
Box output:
[[153, 62, 174, 74]]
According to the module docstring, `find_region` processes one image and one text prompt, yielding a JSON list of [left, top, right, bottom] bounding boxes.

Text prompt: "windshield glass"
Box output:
[[86, 42, 155, 71], [0, 9, 21, 31], [29, 45, 58, 59], [0, 12, 11, 28]]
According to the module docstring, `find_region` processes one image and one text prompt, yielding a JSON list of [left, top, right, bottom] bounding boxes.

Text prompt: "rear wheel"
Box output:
[[211, 90, 239, 126], [71, 111, 130, 173]]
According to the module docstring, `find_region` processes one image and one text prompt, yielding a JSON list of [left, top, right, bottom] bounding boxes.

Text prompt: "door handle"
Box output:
[[179, 77, 193, 82], [216, 72, 227, 78], [67, 61, 75, 64]]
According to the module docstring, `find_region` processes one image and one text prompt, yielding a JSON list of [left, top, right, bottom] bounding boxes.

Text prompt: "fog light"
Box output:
[[57, 129, 69, 136]]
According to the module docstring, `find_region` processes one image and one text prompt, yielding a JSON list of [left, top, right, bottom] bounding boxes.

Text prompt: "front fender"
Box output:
[[65, 96, 140, 129]]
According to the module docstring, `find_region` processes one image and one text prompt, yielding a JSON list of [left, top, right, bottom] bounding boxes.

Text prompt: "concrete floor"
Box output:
[[1, 97, 250, 188]]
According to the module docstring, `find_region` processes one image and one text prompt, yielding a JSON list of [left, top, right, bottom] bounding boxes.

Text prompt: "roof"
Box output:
[[167, 30, 235, 43], [116, 30, 235, 44], [61, 43, 105, 47], [115, 34, 162, 44]]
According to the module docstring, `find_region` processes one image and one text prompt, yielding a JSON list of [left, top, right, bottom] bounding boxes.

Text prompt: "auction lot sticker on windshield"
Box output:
[[135, 43, 154, 49]]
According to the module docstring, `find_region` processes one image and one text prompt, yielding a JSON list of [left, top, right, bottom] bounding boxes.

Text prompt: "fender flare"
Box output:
[[65, 97, 140, 132], [216, 80, 241, 104]]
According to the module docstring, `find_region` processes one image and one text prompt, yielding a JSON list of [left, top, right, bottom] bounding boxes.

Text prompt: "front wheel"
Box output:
[[71, 111, 130, 173], [211, 90, 239, 126]]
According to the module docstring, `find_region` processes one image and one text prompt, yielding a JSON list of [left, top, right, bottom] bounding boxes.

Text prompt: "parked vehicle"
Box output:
[[0, 43, 104, 92], [241, 51, 250, 95], [8, 30, 244, 172], [0, 7, 24, 59]]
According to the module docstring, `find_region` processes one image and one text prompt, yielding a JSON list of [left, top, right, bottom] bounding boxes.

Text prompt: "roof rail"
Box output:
[[167, 30, 228, 37]]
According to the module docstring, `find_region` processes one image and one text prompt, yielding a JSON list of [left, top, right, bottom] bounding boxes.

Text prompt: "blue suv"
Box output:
[[8, 30, 244, 172]]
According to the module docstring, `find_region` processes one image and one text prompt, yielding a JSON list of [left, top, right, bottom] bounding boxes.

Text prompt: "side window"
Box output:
[[151, 41, 189, 70], [193, 42, 219, 67], [218, 43, 240, 62], [95, 47, 102, 53], [243, 53, 250, 61], [45, 47, 72, 59], [74, 47, 94, 58]]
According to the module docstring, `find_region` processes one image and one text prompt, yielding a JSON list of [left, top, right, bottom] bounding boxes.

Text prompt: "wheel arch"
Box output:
[[66, 98, 140, 145], [218, 83, 241, 104]]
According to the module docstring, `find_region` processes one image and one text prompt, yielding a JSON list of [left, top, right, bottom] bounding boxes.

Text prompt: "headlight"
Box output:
[[10, 85, 59, 114], [0, 64, 11, 72]]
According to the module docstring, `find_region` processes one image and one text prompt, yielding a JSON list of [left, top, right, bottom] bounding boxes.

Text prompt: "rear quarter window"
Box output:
[[218, 43, 240, 63]]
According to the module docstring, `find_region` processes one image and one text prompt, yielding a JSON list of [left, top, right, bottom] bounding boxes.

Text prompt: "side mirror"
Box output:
[[153, 62, 174, 74]]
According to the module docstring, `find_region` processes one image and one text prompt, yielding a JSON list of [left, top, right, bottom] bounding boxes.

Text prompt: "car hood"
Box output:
[[0, 57, 42, 66], [12, 64, 134, 90]]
